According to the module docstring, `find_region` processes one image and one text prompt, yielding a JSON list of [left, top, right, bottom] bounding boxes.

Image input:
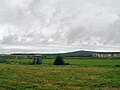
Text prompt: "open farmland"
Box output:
[[0, 57, 120, 90]]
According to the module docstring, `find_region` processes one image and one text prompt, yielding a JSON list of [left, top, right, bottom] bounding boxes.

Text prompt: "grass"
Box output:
[[44, 58, 120, 67], [0, 58, 120, 90]]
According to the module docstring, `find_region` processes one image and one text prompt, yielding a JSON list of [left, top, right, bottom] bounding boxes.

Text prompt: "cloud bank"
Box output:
[[0, 0, 120, 53]]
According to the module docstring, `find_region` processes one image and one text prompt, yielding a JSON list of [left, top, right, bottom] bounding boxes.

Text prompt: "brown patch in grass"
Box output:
[[42, 80, 54, 86]]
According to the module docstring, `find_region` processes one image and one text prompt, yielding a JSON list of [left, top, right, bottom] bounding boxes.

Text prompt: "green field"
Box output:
[[0, 58, 120, 90]]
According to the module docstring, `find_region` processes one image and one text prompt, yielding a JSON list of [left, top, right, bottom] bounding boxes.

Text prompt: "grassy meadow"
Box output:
[[0, 56, 120, 90]]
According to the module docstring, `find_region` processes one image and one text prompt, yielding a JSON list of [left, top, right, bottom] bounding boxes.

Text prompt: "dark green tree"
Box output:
[[54, 55, 64, 65]]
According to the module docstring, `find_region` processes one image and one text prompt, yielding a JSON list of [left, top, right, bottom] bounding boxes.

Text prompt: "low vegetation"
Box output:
[[54, 56, 64, 65], [0, 56, 120, 90]]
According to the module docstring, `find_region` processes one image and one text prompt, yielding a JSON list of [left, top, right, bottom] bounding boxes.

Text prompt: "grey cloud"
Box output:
[[104, 18, 120, 45], [0, 0, 120, 53], [1, 34, 18, 45]]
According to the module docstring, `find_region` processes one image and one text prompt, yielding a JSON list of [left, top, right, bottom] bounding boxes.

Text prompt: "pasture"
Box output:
[[0, 56, 120, 90]]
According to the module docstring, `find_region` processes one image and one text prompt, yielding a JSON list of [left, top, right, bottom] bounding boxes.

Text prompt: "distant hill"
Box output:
[[11, 50, 96, 56], [62, 50, 96, 56]]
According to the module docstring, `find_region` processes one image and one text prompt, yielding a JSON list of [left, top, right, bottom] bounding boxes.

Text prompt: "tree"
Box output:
[[54, 55, 64, 65]]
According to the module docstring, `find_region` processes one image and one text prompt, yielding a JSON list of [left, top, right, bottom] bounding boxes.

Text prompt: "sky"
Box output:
[[0, 0, 120, 53]]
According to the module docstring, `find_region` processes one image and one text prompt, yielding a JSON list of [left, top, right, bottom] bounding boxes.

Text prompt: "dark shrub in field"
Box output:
[[64, 63, 70, 65], [54, 56, 64, 65], [115, 65, 120, 67]]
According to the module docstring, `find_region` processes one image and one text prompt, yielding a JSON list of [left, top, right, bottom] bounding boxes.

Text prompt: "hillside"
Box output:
[[11, 50, 96, 56], [62, 50, 96, 56]]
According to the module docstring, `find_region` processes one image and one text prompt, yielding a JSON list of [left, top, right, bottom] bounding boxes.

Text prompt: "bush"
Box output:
[[64, 63, 70, 65], [54, 56, 64, 65], [115, 65, 120, 67]]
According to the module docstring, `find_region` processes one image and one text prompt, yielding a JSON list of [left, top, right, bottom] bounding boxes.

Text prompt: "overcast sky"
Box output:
[[0, 0, 120, 53]]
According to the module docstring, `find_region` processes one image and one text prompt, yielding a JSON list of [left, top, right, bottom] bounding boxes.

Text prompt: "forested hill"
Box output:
[[62, 50, 96, 56]]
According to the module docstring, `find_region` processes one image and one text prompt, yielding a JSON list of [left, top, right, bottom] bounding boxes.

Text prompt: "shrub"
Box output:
[[115, 65, 120, 67], [64, 63, 70, 65], [54, 56, 64, 65]]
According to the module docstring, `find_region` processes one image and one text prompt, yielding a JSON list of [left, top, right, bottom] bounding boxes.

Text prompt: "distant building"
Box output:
[[96, 52, 120, 58], [0, 56, 6, 63]]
